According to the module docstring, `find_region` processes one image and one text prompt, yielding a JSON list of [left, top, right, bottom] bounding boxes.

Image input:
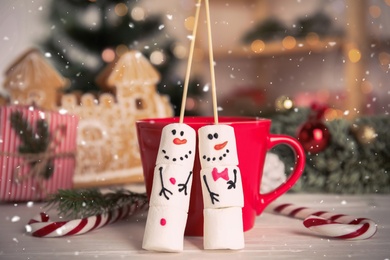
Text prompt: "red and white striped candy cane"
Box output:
[[266, 203, 377, 240], [27, 200, 148, 237]]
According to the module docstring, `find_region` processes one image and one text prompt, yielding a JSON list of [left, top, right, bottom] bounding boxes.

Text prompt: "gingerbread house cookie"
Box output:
[[3, 48, 67, 111], [61, 51, 173, 188]]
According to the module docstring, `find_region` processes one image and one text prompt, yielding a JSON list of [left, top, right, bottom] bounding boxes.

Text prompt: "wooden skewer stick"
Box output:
[[179, 0, 202, 124], [204, 0, 219, 125]]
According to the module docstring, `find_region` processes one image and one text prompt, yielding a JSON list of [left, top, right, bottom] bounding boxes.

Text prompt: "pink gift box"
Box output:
[[0, 105, 78, 202]]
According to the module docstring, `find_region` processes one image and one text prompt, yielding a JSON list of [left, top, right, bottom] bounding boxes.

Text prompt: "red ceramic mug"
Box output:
[[136, 117, 305, 236]]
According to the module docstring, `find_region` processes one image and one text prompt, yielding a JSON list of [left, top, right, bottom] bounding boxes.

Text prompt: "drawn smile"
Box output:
[[202, 149, 230, 162], [162, 149, 192, 162]]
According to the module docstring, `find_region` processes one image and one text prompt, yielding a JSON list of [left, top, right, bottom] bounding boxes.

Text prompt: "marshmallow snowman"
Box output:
[[142, 123, 196, 252], [198, 124, 245, 250]]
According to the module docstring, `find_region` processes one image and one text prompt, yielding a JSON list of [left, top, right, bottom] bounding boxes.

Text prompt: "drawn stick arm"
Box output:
[[203, 174, 219, 204], [178, 171, 192, 196], [158, 166, 172, 200], [227, 169, 237, 190]]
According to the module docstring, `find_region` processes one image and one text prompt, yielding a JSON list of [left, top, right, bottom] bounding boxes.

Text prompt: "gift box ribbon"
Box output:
[[1, 125, 76, 193]]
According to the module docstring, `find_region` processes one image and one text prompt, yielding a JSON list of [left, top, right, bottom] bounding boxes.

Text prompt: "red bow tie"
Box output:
[[212, 167, 229, 181]]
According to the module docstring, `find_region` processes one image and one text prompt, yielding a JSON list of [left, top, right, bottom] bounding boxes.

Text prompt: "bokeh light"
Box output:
[[184, 16, 195, 31], [369, 5, 381, 18], [116, 44, 128, 57], [305, 32, 319, 45], [324, 108, 344, 121], [282, 36, 296, 50], [250, 40, 265, 53], [172, 43, 187, 59], [185, 97, 196, 111], [378, 52, 390, 68], [115, 3, 128, 17], [102, 48, 116, 63], [348, 48, 361, 63], [131, 7, 145, 21], [150, 50, 165, 65], [275, 96, 293, 111]]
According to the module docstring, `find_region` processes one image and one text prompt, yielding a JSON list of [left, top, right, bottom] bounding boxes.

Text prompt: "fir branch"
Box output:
[[10, 111, 50, 154], [10, 111, 35, 153], [35, 118, 50, 153], [45, 189, 148, 219], [270, 108, 390, 194], [10, 110, 54, 179]]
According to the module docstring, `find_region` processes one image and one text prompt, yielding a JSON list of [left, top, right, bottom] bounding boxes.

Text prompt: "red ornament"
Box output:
[[297, 103, 331, 153], [298, 121, 330, 153]]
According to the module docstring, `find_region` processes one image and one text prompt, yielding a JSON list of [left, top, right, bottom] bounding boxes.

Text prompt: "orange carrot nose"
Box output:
[[214, 141, 228, 150], [173, 138, 187, 145]]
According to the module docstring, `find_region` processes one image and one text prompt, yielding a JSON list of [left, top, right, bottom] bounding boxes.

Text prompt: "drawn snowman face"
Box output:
[[198, 124, 238, 168], [155, 123, 196, 166]]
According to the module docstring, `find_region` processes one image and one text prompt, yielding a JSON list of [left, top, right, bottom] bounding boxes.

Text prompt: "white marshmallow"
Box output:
[[149, 163, 193, 211], [143, 123, 195, 252], [203, 207, 244, 250], [142, 206, 188, 252], [155, 123, 196, 166], [198, 124, 245, 250], [201, 166, 244, 209]]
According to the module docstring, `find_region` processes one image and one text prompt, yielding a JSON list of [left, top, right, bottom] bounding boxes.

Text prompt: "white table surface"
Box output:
[[0, 193, 389, 260]]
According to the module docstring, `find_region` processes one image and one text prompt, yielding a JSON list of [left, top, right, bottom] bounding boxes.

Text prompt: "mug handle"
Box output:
[[255, 134, 306, 215]]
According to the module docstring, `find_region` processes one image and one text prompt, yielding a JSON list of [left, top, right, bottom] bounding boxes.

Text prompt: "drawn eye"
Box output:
[[208, 134, 213, 140], [180, 131, 184, 136], [172, 129, 176, 135], [213, 133, 218, 139]]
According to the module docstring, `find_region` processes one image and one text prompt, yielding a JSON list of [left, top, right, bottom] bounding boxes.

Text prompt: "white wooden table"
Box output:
[[1, 194, 389, 259]]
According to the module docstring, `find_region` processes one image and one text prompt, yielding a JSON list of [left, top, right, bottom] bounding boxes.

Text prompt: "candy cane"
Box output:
[[267, 203, 377, 240], [27, 200, 148, 238]]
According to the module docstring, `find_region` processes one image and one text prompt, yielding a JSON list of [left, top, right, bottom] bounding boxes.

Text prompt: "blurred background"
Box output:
[[0, 0, 389, 194], [0, 0, 389, 117]]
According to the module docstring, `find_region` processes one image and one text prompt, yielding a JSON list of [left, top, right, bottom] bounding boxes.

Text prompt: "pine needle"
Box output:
[[45, 189, 148, 219]]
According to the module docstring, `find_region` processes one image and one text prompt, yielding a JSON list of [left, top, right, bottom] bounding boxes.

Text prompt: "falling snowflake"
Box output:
[[11, 216, 20, 223]]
